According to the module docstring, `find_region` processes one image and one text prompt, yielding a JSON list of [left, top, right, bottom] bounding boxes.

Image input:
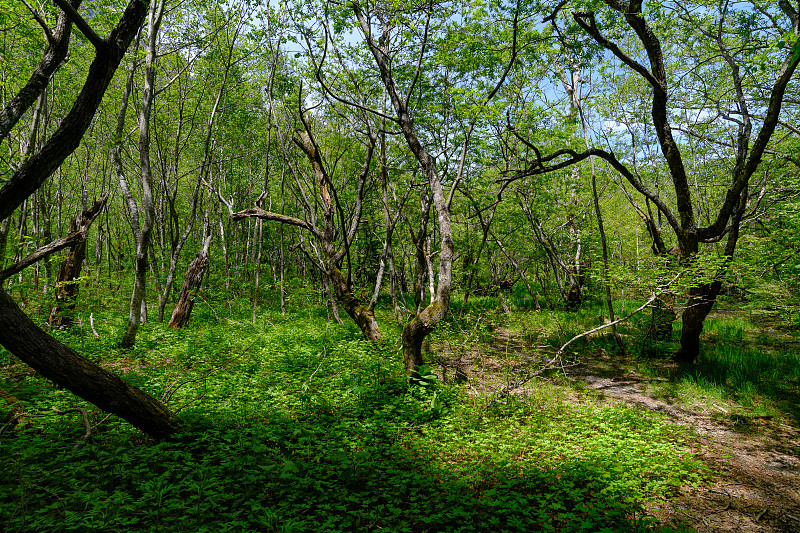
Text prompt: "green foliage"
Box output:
[[1, 300, 704, 532], [636, 313, 800, 426]]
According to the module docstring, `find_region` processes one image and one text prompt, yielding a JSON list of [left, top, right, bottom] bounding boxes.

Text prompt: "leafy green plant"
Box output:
[[410, 363, 438, 389], [1, 294, 709, 532]]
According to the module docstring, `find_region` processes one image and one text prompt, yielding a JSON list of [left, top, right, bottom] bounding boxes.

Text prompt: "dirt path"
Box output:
[[437, 326, 800, 532], [568, 364, 800, 533]]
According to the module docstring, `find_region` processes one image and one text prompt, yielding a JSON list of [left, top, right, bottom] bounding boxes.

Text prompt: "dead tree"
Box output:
[[168, 235, 211, 329], [48, 194, 109, 329]]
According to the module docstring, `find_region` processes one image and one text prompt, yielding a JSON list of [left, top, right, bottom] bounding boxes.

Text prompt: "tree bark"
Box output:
[[0, 288, 180, 438], [0, 1, 77, 144], [120, 0, 165, 348], [49, 195, 109, 328], [168, 235, 211, 329]]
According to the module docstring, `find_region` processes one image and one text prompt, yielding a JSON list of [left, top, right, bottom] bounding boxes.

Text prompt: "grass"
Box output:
[[0, 287, 705, 532], [634, 312, 800, 426]]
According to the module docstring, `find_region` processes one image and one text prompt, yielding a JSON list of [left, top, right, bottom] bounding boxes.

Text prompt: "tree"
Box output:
[[119, 0, 167, 347], [0, 0, 180, 439], [514, 0, 800, 362], [232, 98, 383, 340], [48, 194, 109, 328], [349, 0, 521, 370]]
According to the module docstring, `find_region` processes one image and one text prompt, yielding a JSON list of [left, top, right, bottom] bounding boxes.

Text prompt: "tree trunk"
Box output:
[[0, 288, 180, 438], [120, 0, 165, 348], [168, 236, 211, 329], [352, 4, 455, 373], [676, 283, 718, 363], [49, 195, 108, 328], [329, 266, 381, 340], [0, 0, 177, 438]]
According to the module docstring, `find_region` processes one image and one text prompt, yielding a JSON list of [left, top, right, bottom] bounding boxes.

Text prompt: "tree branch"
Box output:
[[51, 0, 106, 49], [20, 0, 55, 45], [231, 207, 322, 240]]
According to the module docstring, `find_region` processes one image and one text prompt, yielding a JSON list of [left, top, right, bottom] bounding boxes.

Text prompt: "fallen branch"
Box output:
[[0, 405, 93, 449], [483, 272, 683, 409], [0, 232, 83, 282]]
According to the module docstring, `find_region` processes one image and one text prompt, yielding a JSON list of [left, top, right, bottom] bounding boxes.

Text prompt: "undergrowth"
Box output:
[[0, 292, 709, 532], [633, 312, 800, 426]]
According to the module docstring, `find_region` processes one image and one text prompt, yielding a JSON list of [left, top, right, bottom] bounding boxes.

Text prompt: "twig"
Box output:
[[161, 339, 260, 414], [19, 0, 55, 45], [1, 406, 93, 449], [91, 412, 113, 430], [197, 293, 221, 321], [50, 407, 92, 446], [483, 272, 684, 409]]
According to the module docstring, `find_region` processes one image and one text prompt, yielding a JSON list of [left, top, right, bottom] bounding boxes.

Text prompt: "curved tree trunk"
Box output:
[[0, 288, 180, 438], [329, 266, 381, 340], [351, 3, 457, 373]]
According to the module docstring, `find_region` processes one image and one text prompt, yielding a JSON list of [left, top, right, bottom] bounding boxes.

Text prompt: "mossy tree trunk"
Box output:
[[352, 3, 458, 373]]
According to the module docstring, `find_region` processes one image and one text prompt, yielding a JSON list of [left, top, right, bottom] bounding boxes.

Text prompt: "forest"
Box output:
[[1, 0, 800, 530]]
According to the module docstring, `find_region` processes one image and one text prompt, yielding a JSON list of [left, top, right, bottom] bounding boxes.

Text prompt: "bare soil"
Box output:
[[571, 360, 800, 533], [434, 327, 800, 533]]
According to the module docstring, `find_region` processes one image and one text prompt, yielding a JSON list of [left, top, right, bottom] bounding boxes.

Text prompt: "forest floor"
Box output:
[[436, 320, 800, 533], [569, 357, 800, 533]]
